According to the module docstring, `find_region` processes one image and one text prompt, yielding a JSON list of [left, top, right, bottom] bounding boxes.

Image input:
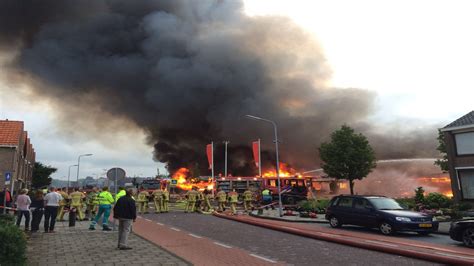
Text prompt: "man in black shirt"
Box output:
[[113, 189, 137, 250]]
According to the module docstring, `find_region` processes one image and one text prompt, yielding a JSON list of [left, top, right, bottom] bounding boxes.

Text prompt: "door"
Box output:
[[334, 197, 355, 224], [352, 198, 377, 227]]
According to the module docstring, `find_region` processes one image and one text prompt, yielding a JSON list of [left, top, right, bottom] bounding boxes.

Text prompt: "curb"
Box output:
[[249, 212, 329, 224], [214, 213, 474, 265], [249, 213, 452, 235]]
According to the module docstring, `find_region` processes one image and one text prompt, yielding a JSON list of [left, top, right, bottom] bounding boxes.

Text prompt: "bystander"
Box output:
[[30, 190, 45, 232], [15, 189, 32, 231], [44, 187, 63, 233], [113, 189, 136, 250]]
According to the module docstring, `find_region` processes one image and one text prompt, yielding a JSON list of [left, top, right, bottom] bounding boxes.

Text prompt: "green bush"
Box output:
[[424, 192, 452, 209], [0, 213, 16, 225], [0, 221, 27, 265], [297, 199, 330, 213]]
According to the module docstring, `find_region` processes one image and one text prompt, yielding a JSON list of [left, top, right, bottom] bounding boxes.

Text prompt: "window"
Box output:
[[354, 198, 370, 209], [455, 132, 474, 155], [337, 197, 353, 207], [459, 169, 474, 200]]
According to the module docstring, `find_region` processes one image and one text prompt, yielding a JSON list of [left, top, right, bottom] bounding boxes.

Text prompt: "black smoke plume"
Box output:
[[0, 0, 440, 175]]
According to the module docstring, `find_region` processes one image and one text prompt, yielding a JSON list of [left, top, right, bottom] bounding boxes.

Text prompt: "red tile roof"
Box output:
[[0, 120, 24, 146]]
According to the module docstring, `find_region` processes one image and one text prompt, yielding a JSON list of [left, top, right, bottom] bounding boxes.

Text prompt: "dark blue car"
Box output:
[[325, 195, 439, 235]]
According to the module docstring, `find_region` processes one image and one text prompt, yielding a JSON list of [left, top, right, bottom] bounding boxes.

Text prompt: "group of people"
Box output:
[[135, 187, 170, 214], [6, 187, 69, 233], [2, 185, 137, 250]]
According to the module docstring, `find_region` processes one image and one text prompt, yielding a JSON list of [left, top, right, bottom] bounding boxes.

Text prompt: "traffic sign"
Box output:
[[170, 179, 178, 187], [4, 172, 11, 185], [106, 168, 126, 180]]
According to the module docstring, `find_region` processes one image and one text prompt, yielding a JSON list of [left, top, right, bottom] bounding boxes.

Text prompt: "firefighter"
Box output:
[[70, 187, 85, 220], [184, 187, 199, 213], [243, 188, 254, 212], [152, 188, 164, 213], [202, 188, 213, 212], [136, 187, 150, 214], [85, 187, 99, 220], [162, 187, 170, 212], [228, 189, 239, 215], [195, 189, 204, 213], [57, 188, 70, 221], [216, 188, 227, 212]]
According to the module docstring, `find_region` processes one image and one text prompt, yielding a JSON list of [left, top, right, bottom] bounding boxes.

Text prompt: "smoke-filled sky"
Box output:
[[0, 0, 473, 180]]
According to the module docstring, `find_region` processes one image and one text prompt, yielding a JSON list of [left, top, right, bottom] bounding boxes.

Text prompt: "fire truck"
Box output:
[[215, 175, 339, 204]]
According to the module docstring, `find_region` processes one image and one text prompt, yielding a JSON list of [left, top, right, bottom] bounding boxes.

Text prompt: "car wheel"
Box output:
[[462, 227, 474, 248], [379, 222, 394, 235], [329, 216, 342, 228]]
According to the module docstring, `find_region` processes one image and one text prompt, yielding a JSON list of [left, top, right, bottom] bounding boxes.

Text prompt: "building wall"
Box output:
[[0, 147, 17, 190], [445, 130, 474, 203]]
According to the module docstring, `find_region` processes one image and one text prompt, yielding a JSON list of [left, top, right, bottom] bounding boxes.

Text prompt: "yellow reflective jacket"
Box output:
[[70, 191, 83, 206], [243, 190, 253, 201], [216, 191, 227, 202], [97, 191, 114, 205], [115, 190, 126, 201]]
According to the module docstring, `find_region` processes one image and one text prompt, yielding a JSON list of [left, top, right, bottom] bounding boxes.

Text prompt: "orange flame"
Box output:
[[172, 167, 214, 191], [262, 163, 298, 178]]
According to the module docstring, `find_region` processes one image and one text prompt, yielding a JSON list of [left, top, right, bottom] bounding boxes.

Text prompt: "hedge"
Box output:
[[0, 214, 27, 265]]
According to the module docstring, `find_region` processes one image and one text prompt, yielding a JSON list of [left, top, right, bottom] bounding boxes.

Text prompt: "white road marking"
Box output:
[[137, 216, 142, 219], [145, 219, 152, 222], [434, 252, 474, 260], [170, 227, 181, 232], [364, 240, 398, 248], [250, 254, 277, 263], [213, 242, 232, 248], [188, 233, 202, 239], [156, 222, 164, 226]]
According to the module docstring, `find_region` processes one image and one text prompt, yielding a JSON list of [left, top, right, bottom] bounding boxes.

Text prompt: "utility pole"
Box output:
[[223, 141, 230, 177]]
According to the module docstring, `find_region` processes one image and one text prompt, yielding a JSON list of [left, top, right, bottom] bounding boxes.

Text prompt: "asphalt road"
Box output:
[[313, 223, 464, 247], [142, 212, 439, 266]]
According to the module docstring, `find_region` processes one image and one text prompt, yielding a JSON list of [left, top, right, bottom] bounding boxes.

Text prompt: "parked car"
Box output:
[[449, 219, 474, 248], [325, 195, 439, 235]]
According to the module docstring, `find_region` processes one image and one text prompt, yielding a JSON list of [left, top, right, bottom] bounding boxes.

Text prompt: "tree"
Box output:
[[319, 125, 377, 195], [31, 162, 57, 189], [434, 130, 449, 172]]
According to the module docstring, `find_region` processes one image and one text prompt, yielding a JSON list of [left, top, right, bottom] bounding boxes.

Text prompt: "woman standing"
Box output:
[[30, 190, 45, 233], [15, 189, 32, 231]]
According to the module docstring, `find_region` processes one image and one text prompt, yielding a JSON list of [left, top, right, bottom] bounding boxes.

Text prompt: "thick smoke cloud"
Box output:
[[0, 0, 440, 175]]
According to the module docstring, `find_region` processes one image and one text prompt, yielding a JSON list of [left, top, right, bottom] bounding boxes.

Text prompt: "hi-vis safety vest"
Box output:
[[97, 191, 114, 205], [115, 190, 126, 201], [262, 189, 270, 196]]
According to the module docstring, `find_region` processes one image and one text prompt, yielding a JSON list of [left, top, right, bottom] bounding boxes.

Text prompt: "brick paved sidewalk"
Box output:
[[26, 220, 190, 266]]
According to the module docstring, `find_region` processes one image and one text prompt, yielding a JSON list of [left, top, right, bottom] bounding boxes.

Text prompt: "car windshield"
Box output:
[[368, 198, 405, 210]]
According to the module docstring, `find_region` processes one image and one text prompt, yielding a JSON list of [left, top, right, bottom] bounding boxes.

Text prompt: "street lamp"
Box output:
[[76, 153, 93, 188], [67, 164, 78, 191], [245, 114, 283, 217]]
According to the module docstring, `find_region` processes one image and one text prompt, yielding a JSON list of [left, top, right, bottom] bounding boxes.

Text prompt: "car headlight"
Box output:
[[395, 217, 411, 222]]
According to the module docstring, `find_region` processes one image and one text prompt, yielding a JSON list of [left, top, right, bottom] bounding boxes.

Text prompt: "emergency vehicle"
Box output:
[[215, 175, 340, 204]]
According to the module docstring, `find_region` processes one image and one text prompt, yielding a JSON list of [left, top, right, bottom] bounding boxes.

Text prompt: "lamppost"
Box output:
[[245, 115, 283, 217], [67, 164, 78, 191], [223, 141, 230, 177], [76, 154, 93, 188]]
